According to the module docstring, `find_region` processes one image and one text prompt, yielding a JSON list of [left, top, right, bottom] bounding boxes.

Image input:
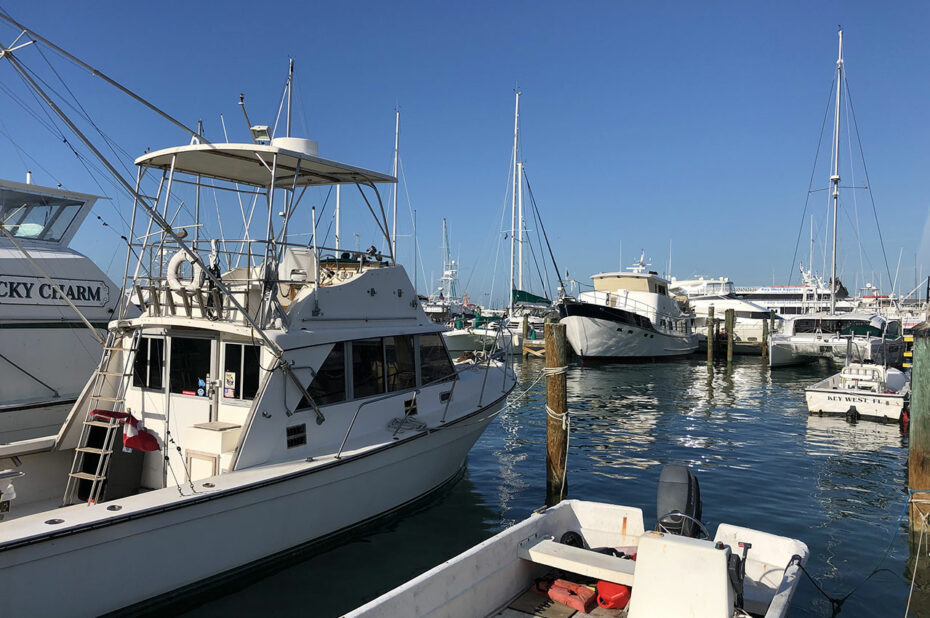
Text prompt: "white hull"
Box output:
[[442, 328, 501, 355], [805, 388, 906, 420], [0, 396, 504, 616], [768, 335, 905, 368], [562, 315, 697, 360], [348, 499, 808, 618]]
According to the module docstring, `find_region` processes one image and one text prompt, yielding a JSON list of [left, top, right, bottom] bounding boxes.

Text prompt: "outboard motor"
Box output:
[[656, 464, 703, 537]]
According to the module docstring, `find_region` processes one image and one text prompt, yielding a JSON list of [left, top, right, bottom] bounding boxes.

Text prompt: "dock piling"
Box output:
[[545, 322, 568, 506], [725, 308, 734, 364], [761, 317, 769, 363], [910, 323, 930, 534], [706, 306, 715, 367]]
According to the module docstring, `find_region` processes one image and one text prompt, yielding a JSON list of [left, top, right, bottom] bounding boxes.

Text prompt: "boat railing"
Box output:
[[126, 238, 391, 326], [605, 292, 692, 335]]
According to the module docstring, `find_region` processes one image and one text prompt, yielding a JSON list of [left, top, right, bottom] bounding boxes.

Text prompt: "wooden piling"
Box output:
[[910, 322, 930, 533], [521, 316, 530, 358], [706, 305, 715, 366], [545, 322, 569, 506], [725, 308, 734, 364], [761, 318, 769, 362]]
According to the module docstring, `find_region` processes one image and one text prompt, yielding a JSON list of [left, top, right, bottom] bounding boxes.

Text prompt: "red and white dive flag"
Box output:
[[123, 414, 160, 452], [90, 410, 160, 452]]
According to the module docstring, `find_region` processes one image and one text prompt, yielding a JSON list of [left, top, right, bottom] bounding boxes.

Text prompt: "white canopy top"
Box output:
[[134, 142, 396, 188]]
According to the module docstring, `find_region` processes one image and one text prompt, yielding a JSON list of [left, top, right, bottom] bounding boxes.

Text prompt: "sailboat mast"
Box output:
[[441, 217, 449, 296], [517, 161, 524, 291], [335, 185, 341, 254], [509, 90, 520, 313], [391, 107, 400, 261], [830, 28, 843, 315]]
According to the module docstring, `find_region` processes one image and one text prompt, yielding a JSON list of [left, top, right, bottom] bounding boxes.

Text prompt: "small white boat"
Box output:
[[348, 466, 808, 618], [805, 362, 909, 422]]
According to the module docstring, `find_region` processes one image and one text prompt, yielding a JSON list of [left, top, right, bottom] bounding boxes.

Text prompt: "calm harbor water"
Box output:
[[185, 356, 917, 617]]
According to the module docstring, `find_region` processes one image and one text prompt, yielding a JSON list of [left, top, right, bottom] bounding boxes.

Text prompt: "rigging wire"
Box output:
[[787, 80, 836, 286], [844, 77, 895, 294]]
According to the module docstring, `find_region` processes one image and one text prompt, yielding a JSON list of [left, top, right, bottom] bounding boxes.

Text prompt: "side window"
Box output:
[[352, 338, 384, 398], [300, 342, 346, 407], [223, 343, 261, 400], [420, 333, 455, 385], [169, 337, 212, 396], [132, 336, 164, 390], [385, 335, 416, 392]]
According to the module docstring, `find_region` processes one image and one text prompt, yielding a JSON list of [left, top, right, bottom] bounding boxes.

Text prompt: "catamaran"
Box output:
[[0, 32, 514, 614]]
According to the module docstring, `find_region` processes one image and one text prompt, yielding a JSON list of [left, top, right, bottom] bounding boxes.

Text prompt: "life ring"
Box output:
[[167, 250, 205, 291]]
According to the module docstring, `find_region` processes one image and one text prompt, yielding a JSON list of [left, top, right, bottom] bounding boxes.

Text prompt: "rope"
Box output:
[[542, 365, 567, 376], [905, 508, 928, 617]]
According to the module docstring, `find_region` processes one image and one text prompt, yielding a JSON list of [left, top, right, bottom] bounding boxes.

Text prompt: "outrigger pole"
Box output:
[[0, 12, 207, 144], [0, 36, 327, 424]]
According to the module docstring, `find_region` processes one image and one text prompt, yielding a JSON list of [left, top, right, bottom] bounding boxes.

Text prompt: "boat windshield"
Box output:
[[0, 187, 85, 242]]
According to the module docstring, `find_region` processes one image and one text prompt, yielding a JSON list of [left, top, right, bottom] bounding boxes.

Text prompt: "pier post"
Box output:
[[725, 308, 734, 364], [761, 318, 769, 362], [545, 322, 568, 506], [706, 306, 715, 366], [713, 317, 720, 359], [910, 323, 930, 533], [769, 310, 776, 338]]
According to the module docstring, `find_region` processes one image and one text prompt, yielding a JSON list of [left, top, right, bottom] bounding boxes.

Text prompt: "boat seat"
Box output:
[[517, 537, 636, 585]]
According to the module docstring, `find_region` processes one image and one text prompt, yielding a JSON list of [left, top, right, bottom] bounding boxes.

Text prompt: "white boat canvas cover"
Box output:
[[134, 142, 396, 188]]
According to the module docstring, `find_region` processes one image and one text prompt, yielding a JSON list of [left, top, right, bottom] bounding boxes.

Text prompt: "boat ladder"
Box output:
[[62, 329, 142, 506]]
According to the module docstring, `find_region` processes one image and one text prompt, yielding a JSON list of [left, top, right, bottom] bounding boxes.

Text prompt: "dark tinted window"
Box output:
[[385, 335, 416, 392], [352, 338, 384, 398], [301, 342, 346, 406], [420, 333, 455, 385], [223, 343, 262, 400], [170, 337, 212, 396], [132, 337, 164, 390]]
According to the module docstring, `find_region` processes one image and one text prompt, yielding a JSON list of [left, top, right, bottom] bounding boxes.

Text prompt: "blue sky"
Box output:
[[1, 1, 929, 307]]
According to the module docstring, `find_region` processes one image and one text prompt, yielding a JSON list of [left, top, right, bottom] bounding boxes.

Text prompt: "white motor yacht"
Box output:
[[0, 125, 514, 615], [560, 255, 697, 361], [671, 276, 778, 355], [0, 179, 124, 445]]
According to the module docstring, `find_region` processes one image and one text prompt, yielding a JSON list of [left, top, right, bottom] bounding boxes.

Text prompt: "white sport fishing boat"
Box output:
[[348, 466, 808, 618], [559, 254, 698, 361], [805, 360, 909, 422], [0, 179, 123, 444], [0, 54, 514, 614]]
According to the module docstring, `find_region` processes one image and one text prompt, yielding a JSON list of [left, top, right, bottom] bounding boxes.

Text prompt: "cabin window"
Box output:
[[352, 338, 385, 398], [420, 333, 455, 385], [385, 335, 417, 392], [222, 343, 261, 400], [300, 342, 347, 407], [0, 188, 83, 242], [132, 336, 164, 390], [169, 337, 212, 396]]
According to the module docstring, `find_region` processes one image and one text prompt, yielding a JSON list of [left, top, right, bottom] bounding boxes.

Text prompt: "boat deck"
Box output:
[[494, 580, 627, 618]]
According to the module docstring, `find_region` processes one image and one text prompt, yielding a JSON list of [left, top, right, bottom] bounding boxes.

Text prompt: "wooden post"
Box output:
[[725, 308, 734, 364], [545, 322, 568, 506], [706, 305, 715, 366], [910, 322, 930, 533], [522, 315, 530, 357], [713, 315, 720, 360], [761, 318, 769, 362], [769, 310, 776, 337]]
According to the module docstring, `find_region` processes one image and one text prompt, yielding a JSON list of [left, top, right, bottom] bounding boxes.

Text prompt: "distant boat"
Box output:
[[560, 253, 698, 361], [671, 276, 778, 355], [805, 360, 909, 423], [768, 29, 903, 368], [0, 178, 125, 445], [348, 466, 809, 618]]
